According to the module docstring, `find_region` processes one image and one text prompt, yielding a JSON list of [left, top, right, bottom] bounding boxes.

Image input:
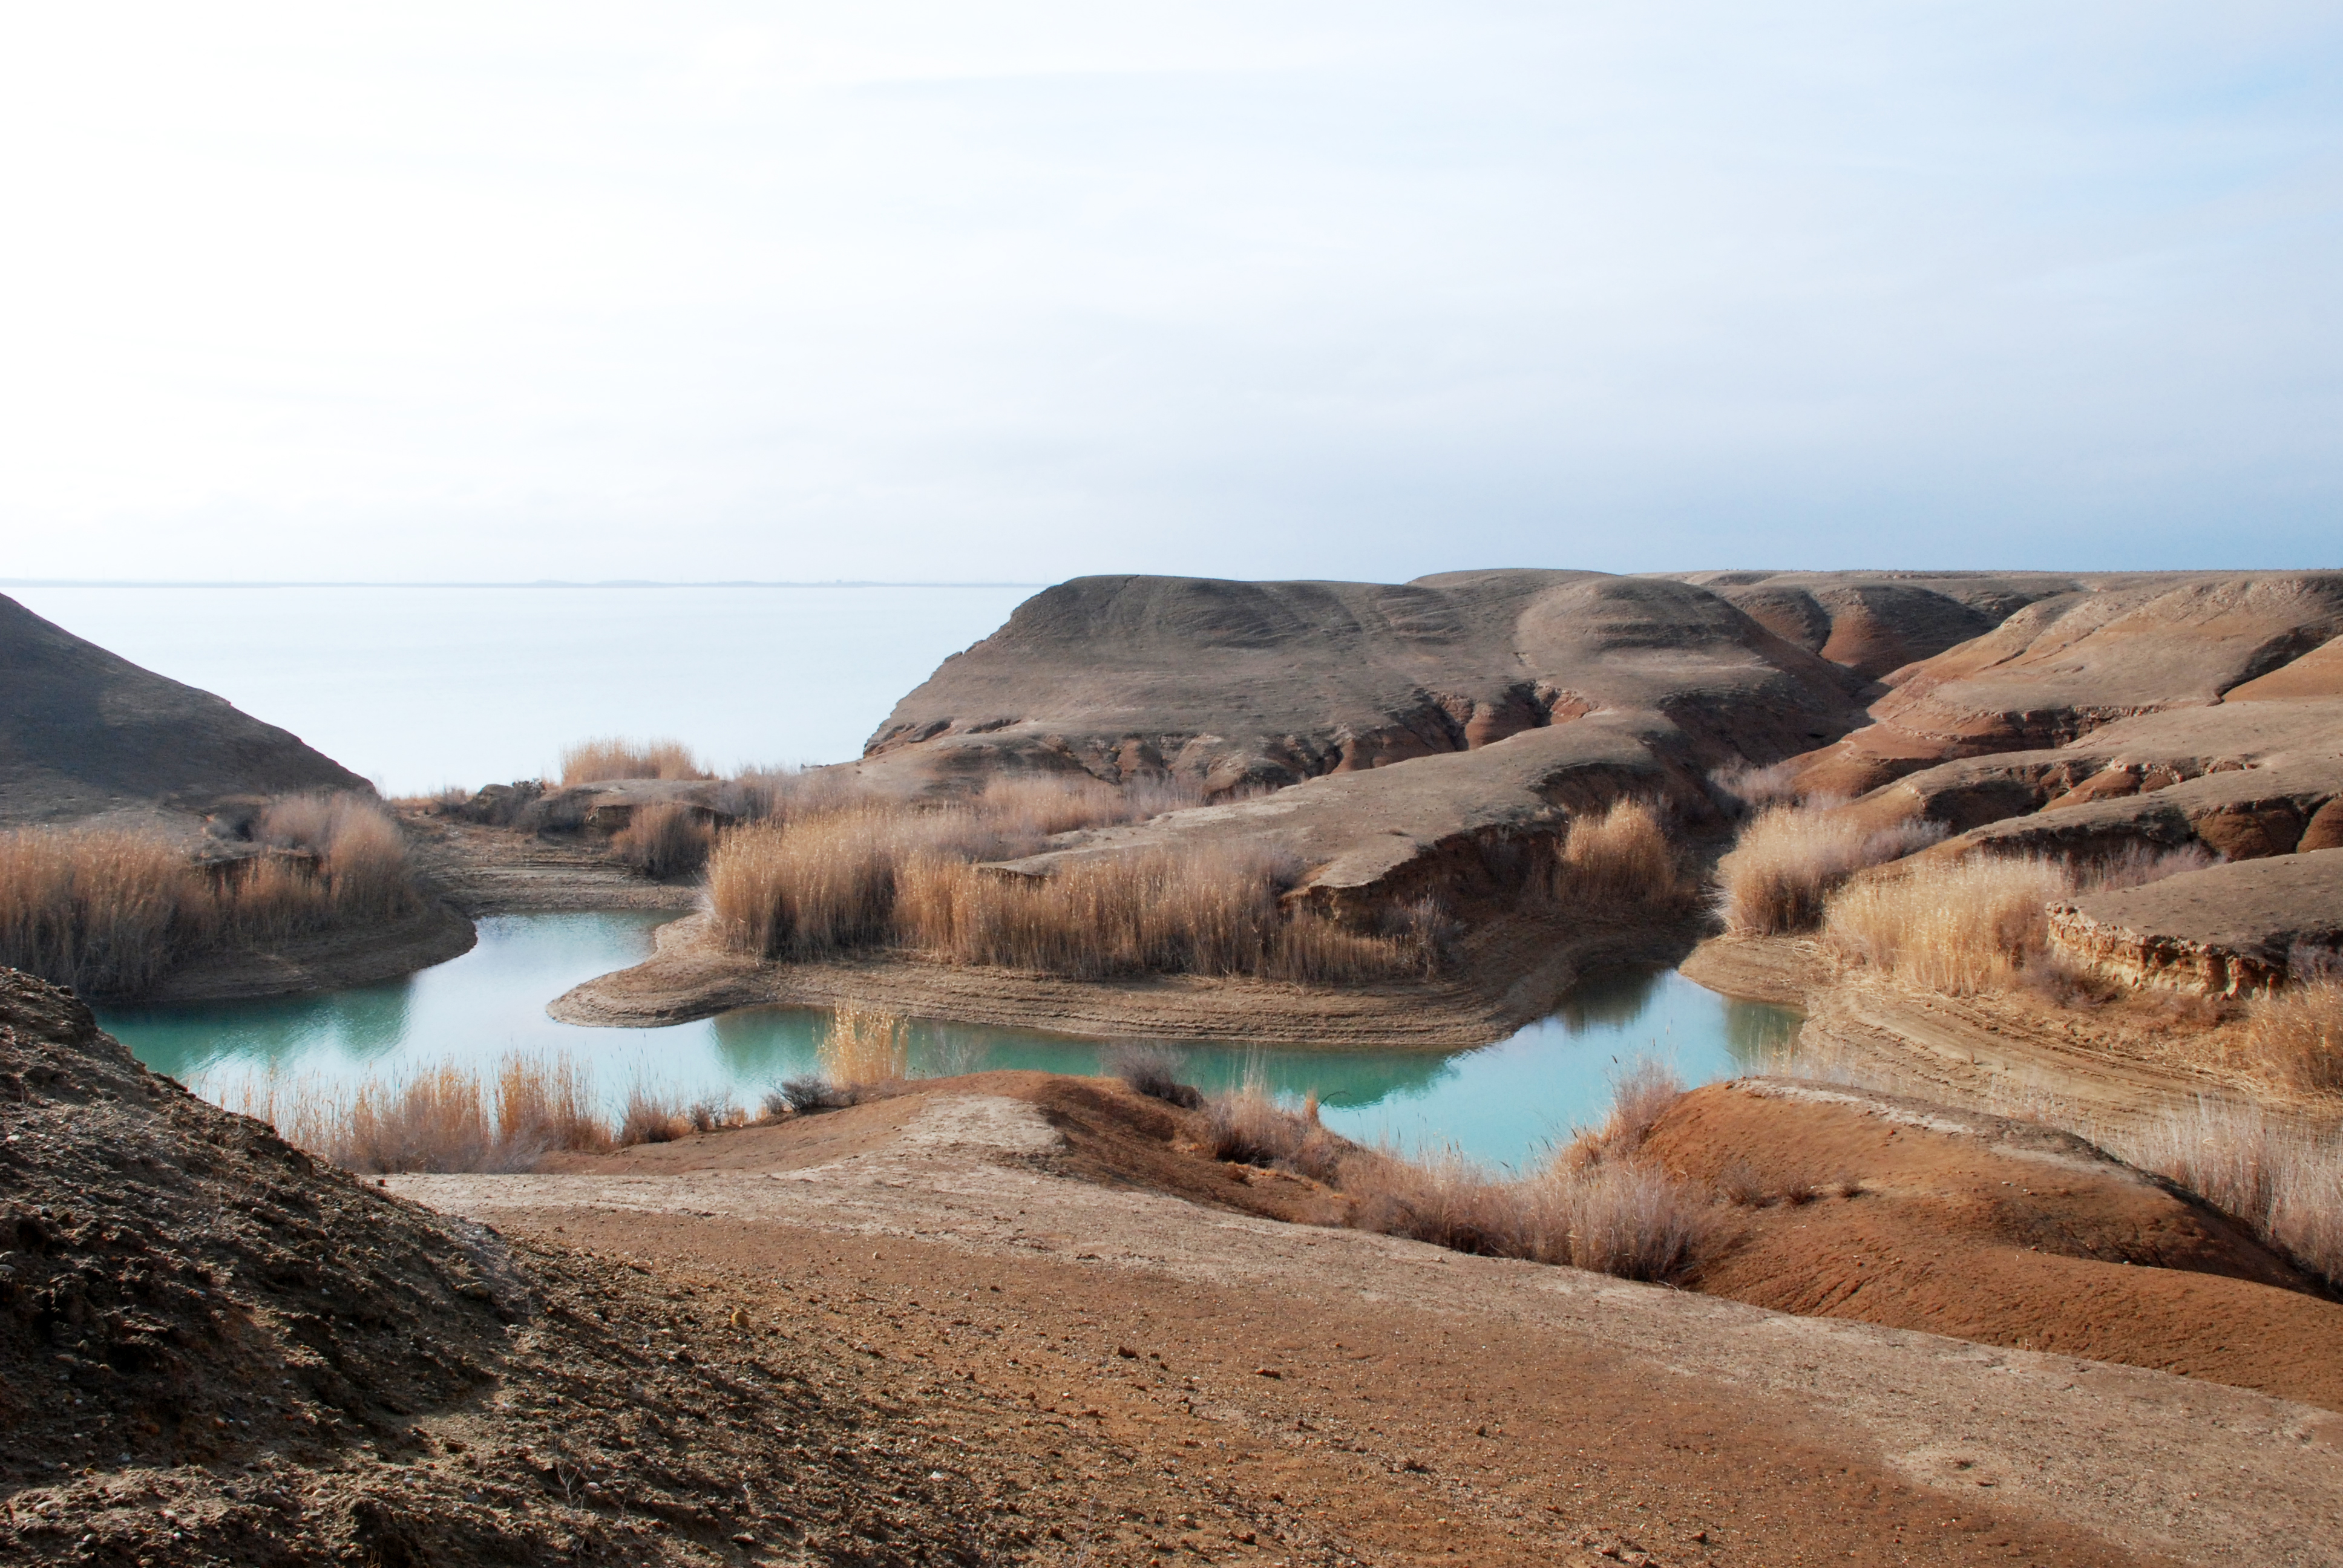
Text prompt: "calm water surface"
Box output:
[[6, 584, 1034, 794], [101, 913, 1799, 1170]]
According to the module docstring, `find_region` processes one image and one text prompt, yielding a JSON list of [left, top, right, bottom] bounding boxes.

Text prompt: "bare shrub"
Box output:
[[1709, 759, 1804, 811], [612, 802, 713, 878], [822, 1005, 910, 1087], [2245, 976, 2343, 1092], [2123, 1097, 2343, 1286], [1555, 799, 1686, 910], [1204, 1082, 1346, 1181], [1822, 854, 2073, 995], [1715, 805, 1946, 936], [619, 1083, 689, 1146], [1106, 1044, 1204, 1109], [559, 737, 712, 785], [706, 808, 914, 958], [495, 1053, 608, 1157], [245, 791, 422, 926], [778, 1076, 854, 1114], [1545, 1161, 1711, 1280], [0, 828, 208, 994]]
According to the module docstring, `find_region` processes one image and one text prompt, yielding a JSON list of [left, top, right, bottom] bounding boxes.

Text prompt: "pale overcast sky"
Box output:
[[1, 2, 2336, 583]]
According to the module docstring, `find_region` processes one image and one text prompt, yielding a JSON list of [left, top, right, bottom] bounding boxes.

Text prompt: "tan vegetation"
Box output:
[[821, 1004, 911, 1086], [1821, 855, 2073, 995], [611, 801, 714, 878], [1552, 798, 1689, 910], [2244, 977, 2343, 1091], [203, 1051, 761, 1172], [1191, 1060, 1715, 1283], [1713, 803, 1944, 936], [558, 736, 712, 785], [0, 792, 422, 995], [705, 774, 1434, 983]]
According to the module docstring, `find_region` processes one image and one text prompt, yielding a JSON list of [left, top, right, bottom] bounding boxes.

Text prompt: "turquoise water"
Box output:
[[99, 912, 1799, 1171]]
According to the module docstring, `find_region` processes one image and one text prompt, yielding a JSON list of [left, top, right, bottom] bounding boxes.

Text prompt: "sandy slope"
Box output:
[[394, 1090, 2343, 1567]]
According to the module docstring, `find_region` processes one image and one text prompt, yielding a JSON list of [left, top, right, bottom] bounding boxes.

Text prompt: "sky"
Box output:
[[1, 2, 2338, 584]]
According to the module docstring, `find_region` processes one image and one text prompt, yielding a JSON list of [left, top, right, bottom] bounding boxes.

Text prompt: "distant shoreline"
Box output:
[[0, 578, 1044, 589]]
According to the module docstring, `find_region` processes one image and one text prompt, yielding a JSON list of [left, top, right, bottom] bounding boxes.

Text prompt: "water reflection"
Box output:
[[97, 911, 1801, 1170]]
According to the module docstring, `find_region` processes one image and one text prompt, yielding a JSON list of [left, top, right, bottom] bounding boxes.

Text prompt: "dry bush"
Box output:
[[1342, 1147, 1710, 1281], [706, 808, 917, 958], [1709, 759, 1804, 811], [2122, 1097, 2343, 1287], [2245, 978, 2343, 1092], [1562, 1060, 1688, 1169], [559, 737, 711, 785], [245, 791, 421, 926], [1821, 854, 2073, 994], [822, 1005, 910, 1087], [1544, 1161, 1712, 1279], [0, 828, 208, 995], [1715, 806, 1946, 936], [1262, 911, 1430, 984], [1555, 799, 1686, 910], [619, 1083, 690, 1146], [1204, 1082, 1347, 1181], [612, 802, 713, 878], [496, 1053, 608, 1155], [1106, 1044, 1204, 1109]]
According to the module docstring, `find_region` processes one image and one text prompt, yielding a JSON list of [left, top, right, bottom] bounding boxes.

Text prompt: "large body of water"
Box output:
[[100, 913, 1798, 1171], [5, 583, 1035, 795]]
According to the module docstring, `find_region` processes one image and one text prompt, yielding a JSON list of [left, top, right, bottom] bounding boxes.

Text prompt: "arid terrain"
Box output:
[[5, 567, 2341, 1566]]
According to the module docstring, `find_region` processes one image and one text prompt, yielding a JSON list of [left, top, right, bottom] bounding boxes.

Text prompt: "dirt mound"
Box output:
[[541, 1071, 1352, 1226], [1640, 1078, 2343, 1408], [0, 968, 1020, 1564], [0, 593, 364, 828], [1668, 572, 2083, 681]]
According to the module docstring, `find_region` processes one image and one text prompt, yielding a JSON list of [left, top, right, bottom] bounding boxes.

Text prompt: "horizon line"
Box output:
[[0, 578, 1049, 589]]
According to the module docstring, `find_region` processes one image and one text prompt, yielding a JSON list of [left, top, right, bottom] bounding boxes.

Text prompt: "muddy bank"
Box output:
[[548, 907, 1703, 1047], [140, 900, 480, 1004]]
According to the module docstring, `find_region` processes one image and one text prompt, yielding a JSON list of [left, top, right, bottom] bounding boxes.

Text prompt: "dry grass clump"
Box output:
[[1709, 759, 1804, 810], [822, 1005, 911, 1087], [2110, 1099, 2343, 1288], [0, 828, 206, 995], [708, 775, 1435, 983], [559, 737, 712, 785], [1106, 1044, 1204, 1109], [1205, 1080, 1348, 1180], [1822, 855, 2072, 995], [0, 792, 421, 996], [1555, 799, 1688, 910], [2244, 970, 2343, 1093], [612, 802, 713, 878], [1715, 805, 1945, 936]]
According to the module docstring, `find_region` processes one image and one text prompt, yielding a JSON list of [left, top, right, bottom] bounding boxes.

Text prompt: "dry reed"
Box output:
[[206, 1052, 623, 1174], [559, 737, 712, 785], [707, 775, 1433, 982], [0, 791, 419, 996], [821, 1005, 911, 1087], [1822, 855, 2073, 995], [1715, 805, 1945, 936], [2244, 976, 2343, 1093], [612, 802, 713, 878], [0, 828, 205, 994], [1555, 799, 1686, 910]]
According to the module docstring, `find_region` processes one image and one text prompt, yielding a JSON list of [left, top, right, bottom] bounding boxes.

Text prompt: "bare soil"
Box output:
[[394, 1077, 2343, 1567], [1642, 1079, 2343, 1409]]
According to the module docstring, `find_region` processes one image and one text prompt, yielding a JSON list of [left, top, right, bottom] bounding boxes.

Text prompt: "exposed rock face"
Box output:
[[2046, 849, 2343, 995], [852, 571, 2083, 918], [0, 592, 365, 827], [1788, 573, 2343, 799], [1664, 570, 2085, 681]]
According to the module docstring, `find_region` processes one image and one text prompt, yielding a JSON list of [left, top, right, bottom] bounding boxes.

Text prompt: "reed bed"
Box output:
[[1714, 804, 1946, 936], [1821, 854, 2074, 995], [705, 774, 1433, 982], [0, 792, 422, 995], [2244, 972, 2343, 1093], [559, 737, 712, 786]]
